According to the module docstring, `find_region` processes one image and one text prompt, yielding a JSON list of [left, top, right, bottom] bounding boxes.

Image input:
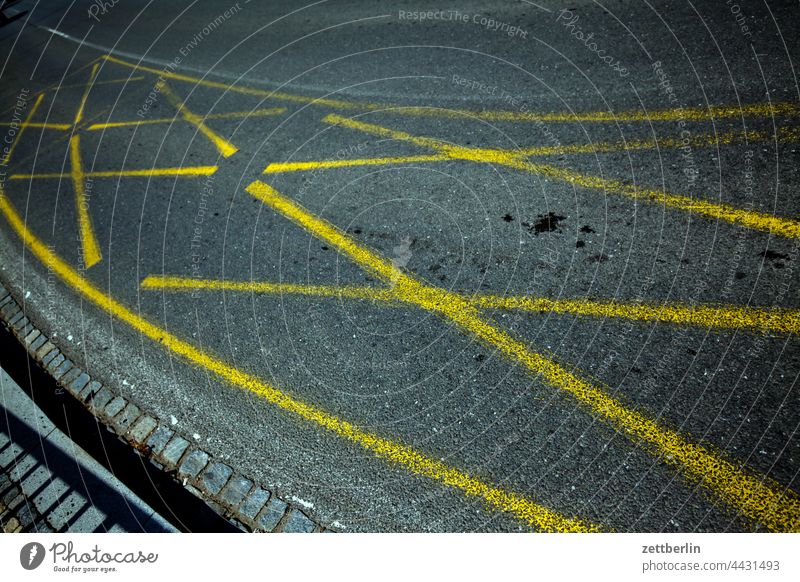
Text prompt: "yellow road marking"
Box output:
[[102, 54, 799, 124], [514, 126, 800, 157], [87, 107, 287, 131], [155, 83, 239, 158], [264, 154, 450, 173], [394, 102, 800, 123], [73, 63, 99, 126], [324, 114, 800, 239], [11, 166, 218, 180], [263, 127, 800, 174], [69, 135, 102, 268], [57, 76, 146, 90], [0, 189, 596, 533], [0, 121, 70, 131], [1, 94, 45, 166], [245, 179, 800, 532], [140, 275, 800, 335]]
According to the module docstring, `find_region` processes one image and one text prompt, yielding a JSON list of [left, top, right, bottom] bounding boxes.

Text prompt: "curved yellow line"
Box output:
[[0, 189, 598, 533]]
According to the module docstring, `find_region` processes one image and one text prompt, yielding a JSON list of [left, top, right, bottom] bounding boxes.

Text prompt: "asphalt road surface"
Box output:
[[0, 0, 799, 532]]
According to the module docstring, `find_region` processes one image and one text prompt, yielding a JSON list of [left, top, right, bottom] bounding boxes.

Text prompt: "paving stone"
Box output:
[[281, 509, 315, 533], [145, 426, 174, 454], [1, 302, 20, 318], [23, 329, 40, 345], [29, 333, 47, 352], [42, 348, 64, 369], [128, 416, 157, 442], [78, 380, 102, 402], [6, 311, 24, 327], [36, 341, 56, 360], [160, 436, 190, 468], [14, 502, 36, 529], [239, 487, 270, 521], [103, 396, 127, 419], [46, 353, 65, 373], [11, 314, 28, 329], [111, 403, 140, 433], [59, 367, 82, 389], [52, 358, 73, 380], [89, 388, 114, 413], [178, 450, 209, 480], [18, 321, 34, 336], [67, 372, 91, 397], [256, 497, 287, 532], [219, 474, 253, 508], [200, 462, 232, 495]]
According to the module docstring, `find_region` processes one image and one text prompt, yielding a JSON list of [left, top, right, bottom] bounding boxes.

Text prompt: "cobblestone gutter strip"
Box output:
[[0, 284, 332, 533]]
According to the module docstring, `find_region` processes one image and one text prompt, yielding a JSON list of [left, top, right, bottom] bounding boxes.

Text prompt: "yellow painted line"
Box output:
[[89, 166, 218, 178], [57, 76, 146, 90], [102, 54, 799, 124], [73, 63, 99, 126], [1, 94, 44, 166], [263, 126, 800, 174], [471, 295, 800, 335], [69, 135, 102, 268], [0, 190, 596, 533], [102, 54, 370, 111], [9, 173, 67, 180], [140, 276, 401, 302], [325, 114, 800, 239], [510, 158, 800, 239], [264, 154, 449, 174], [140, 276, 800, 335], [10, 166, 218, 180], [159, 83, 238, 158], [246, 179, 800, 532], [0, 121, 71, 131], [515, 126, 800, 158], [393, 102, 800, 123], [87, 107, 287, 131]]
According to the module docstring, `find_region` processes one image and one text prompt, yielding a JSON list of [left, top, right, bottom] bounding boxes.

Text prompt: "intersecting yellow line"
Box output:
[[0, 122, 71, 131], [159, 83, 238, 157], [322, 114, 800, 239], [57, 76, 145, 91], [139, 276, 800, 335], [73, 63, 99, 126], [0, 188, 598, 533], [262, 127, 800, 174], [102, 53, 800, 124], [86, 107, 287, 131], [1, 94, 45, 166], [245, 179, 800, 532], [69, 135, 102, 268], [264, 154, 450, 174], [10, 166, 218, 180]]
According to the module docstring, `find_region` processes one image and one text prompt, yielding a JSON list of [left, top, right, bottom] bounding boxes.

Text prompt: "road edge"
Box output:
[[0, 281, 335, 534]]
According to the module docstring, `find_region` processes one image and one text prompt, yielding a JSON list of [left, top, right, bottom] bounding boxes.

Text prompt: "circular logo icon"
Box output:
[[20, 542, 46, 570]]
